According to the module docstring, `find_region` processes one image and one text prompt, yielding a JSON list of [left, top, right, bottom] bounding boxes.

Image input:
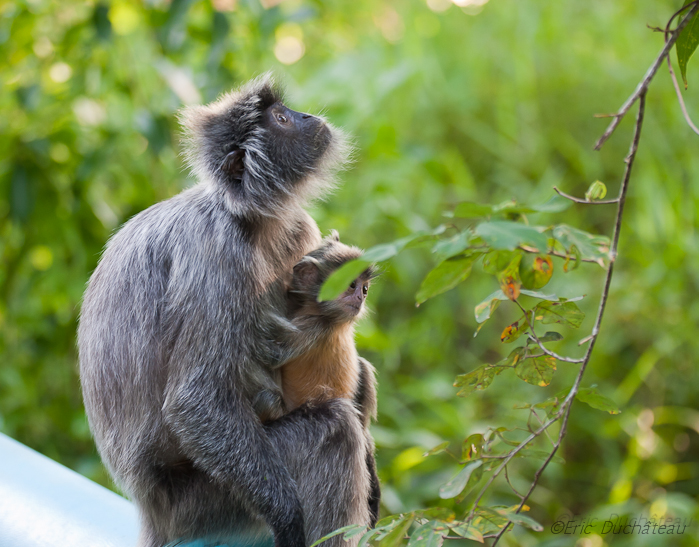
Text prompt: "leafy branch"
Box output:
[[314, 3, 699, 545]]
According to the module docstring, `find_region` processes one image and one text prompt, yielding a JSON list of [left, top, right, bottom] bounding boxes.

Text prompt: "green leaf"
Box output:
[[454, 364, 503, 396], [423, 441, 450, 457], [519, 289, 558, 301], [677, 0, 699, 88], [449, 523, 484, 542], [416, 254, 478, 304], [534, 300, 585, 328], [377, 515, 414, 547], [431, 230, 472, 258], [476, 221, 548, 252], [519, 254, 553, 290], [516, 448, 566, 464], [414, 508, 455, 520], [320, 227, 448, 301], [552, 225, 611, 267], [309, 524, 368, 546], [530, 195, 572, 213], [318, 259, 371, 301], [439, 459, 483, 499], [453, 202, 494, 218], [536, 331, 564, 343], [585, 180, 607, 201], [504, 511, 544, 532], [577, 387, 621, 414], [515, 354, 557, 387], [500, 317, 529, 344], [474, 290, 508, 323], [462, 433, 484, 461], [406, 521, 447, 547]]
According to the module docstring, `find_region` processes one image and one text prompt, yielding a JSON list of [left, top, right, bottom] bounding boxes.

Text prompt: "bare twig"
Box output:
[[594, 1, 699, 150], [553, 186, 620, 205], [514, 301, 585, 364]]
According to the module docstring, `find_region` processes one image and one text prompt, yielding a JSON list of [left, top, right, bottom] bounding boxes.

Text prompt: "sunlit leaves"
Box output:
[[677, 0, 699, 88], [585, 180, 608, 201], [452, 196, 570, 218], [416, 253, 480, 305], [406, 521, 447, 547], [552, 225, 611, 267], [500, 318, 528, 343], [476, 221, 548, 252], [577, 386, 621, 414], [519, 254, 553, 289], [462, 433, 485, 461], [439, 459, 483, 499], [514, 354, 557, 387], [309, 524, 367, 546], [454, 364, 504, 396], [534, 299, 585, 328], [423, 441, 450, 457], [319, 226, 446, 301], [503, 511, 544, 532], [474, 290, 508, 323]]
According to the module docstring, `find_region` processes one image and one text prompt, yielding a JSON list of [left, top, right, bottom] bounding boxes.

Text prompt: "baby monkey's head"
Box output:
[[289, 231, 377, 324]]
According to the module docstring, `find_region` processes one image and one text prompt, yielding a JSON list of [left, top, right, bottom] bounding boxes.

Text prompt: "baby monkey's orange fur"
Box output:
[[281, 234, 374, 411]]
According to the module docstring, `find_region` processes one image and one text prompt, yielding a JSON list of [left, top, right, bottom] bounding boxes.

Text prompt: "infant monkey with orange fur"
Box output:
[[257, 231, 381, 524]]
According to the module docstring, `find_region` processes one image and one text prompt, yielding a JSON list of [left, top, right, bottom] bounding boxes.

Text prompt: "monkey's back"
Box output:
[[78, 185, 254, 486]]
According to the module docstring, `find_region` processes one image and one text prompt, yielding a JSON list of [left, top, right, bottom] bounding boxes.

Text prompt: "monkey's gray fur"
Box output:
[[78, 75, 371, 547]]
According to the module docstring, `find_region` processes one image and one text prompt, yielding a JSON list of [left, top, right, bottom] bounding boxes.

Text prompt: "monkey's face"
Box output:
[[260, 102, 332, 181], [335, 276, 370, 319]]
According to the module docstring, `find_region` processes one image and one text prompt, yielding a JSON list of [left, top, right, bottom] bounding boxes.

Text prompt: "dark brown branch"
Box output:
[[553, 186, 620, 205], [594, 2, 699, 150]]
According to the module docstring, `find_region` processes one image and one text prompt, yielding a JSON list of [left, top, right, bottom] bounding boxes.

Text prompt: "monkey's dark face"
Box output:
[[263, 102, 332, 167]]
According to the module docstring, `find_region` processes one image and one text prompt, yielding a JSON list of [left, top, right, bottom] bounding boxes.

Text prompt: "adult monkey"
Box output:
[[78, 76, 370, 547]]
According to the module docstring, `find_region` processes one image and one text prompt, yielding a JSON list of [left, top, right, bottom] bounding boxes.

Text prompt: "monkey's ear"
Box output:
[[293, 257, 321, 286], [221, 148, 245, 181], [328, 230, 340, 242]]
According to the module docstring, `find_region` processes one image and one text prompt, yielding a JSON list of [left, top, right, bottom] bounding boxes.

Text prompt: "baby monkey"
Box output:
[[257, 232, 381, 523], [256, 232, 377, 424]]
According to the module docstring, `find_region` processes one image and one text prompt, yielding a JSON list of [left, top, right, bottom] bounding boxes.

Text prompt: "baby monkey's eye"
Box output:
[[349, 281, 357, 290], [362, 285, 369, 296], [276, 113, 289, 124]]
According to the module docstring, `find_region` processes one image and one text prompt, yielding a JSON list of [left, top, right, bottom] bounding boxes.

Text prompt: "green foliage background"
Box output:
[[1, 0, 699, 544]]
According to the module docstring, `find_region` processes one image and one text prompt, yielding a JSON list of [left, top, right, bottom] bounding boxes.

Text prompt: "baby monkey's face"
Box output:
[[335, 274, 371, 318]]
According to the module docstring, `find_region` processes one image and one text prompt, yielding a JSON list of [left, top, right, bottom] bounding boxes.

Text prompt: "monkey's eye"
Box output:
[[276, 113, 289, 125], [349, 281, 357, 290], [362, 285, 369, 296]]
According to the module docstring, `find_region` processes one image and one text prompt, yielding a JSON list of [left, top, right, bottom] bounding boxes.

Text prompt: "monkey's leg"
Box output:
[[266, 399, 371, 547]]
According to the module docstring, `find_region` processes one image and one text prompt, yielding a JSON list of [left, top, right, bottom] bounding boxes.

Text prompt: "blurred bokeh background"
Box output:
[[2, 0, 699, 545]]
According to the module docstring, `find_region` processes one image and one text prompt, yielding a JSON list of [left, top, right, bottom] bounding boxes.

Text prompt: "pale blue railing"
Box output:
[[0, 432, 139, 547]]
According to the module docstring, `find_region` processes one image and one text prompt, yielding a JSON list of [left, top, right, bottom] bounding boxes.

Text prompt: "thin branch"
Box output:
[[491, 91, 647, 547], [553, 186, 620, 205], [518, 245, 603, 265], [514, 301, 585, 364], [667, 57, 699, 135], [594, 2, 699, 150], [504, 465, 526, 500], [663, 1, 699, 136]]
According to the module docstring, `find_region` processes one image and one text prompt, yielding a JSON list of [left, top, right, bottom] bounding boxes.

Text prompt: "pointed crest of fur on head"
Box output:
[[179, 73, 352, 217]]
